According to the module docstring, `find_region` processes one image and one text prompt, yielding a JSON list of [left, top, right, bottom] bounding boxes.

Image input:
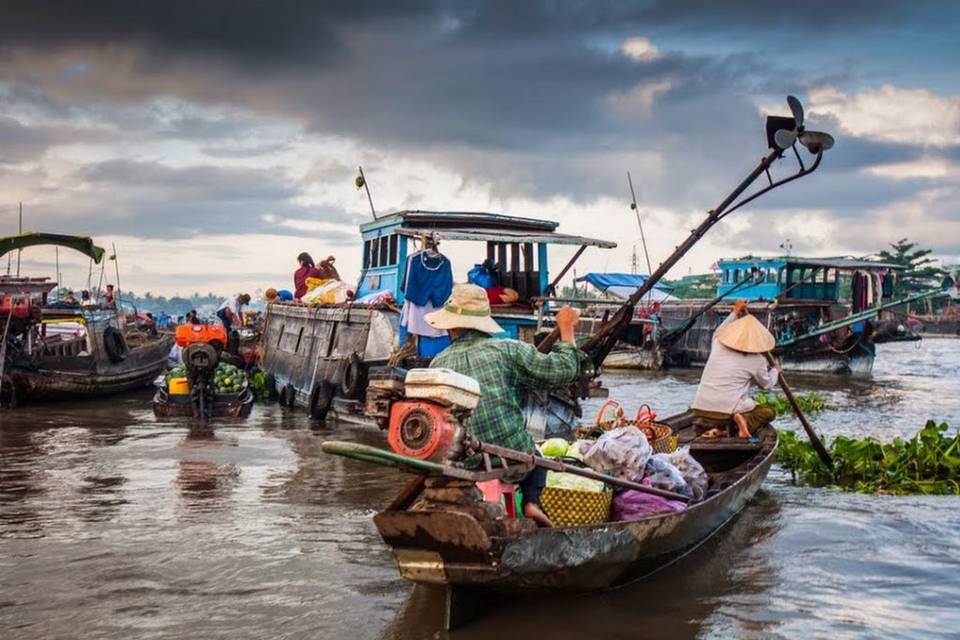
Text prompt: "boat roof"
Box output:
[[719, 255, 904, 271], [0, 233, 106, 264], [361, 210, 616, 248]]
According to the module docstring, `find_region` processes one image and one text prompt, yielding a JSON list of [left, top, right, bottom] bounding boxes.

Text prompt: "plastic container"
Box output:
[[168, 377, 190, 395], [404, 368, 480, 410], [367, 366, 408, 394]]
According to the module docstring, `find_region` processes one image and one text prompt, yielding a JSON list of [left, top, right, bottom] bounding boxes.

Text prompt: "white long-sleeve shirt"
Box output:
[[691, 312, 778, 415]]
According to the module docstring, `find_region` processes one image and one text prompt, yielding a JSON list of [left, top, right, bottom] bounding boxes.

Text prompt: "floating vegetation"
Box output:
[[777, 421, 960, 495], [756, 390, 827, 416]]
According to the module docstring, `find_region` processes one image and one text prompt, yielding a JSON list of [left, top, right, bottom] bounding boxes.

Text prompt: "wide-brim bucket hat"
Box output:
[[716, 314, 776, 353], [425, 283, 504, 334]]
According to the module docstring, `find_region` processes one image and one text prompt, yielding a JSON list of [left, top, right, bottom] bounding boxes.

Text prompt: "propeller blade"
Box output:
[[774, 129, 798, 149], [787, 95, 804, 129], [798, 130, 834, 152]]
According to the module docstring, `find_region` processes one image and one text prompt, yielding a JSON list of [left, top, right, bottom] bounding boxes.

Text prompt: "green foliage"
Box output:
[[877, 239, 946, 312], [777, 421, 960, 495], [755, 390, 826, 416], [664, 273, 720, 299]]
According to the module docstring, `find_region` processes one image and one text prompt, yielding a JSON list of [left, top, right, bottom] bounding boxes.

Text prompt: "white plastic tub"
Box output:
[[404, 368, 481, 410]]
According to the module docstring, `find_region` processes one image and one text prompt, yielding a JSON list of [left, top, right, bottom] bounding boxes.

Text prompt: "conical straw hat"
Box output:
[[425, 283, 504, 335], [715, 314, 775, 353]]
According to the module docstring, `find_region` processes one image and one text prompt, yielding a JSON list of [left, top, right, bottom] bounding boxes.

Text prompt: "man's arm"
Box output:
[[512, 306, 585, 388], [714, 299, 748, 342], [753, 357, 779, 390]]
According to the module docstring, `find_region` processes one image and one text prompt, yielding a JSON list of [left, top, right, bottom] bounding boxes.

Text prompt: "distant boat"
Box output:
[[0, 233, 173, 407]]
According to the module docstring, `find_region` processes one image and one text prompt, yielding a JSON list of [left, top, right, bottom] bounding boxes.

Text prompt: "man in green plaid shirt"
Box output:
[[426, 284, 588, 527]]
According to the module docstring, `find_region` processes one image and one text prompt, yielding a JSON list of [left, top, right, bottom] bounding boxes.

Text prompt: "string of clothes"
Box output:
[[400, 237, 453, 357], [851, 270, 898, 313]]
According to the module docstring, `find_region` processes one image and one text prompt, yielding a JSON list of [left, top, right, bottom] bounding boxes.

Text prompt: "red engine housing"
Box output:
[[387, 400, 459, 462], [1, 294, 32, 320]]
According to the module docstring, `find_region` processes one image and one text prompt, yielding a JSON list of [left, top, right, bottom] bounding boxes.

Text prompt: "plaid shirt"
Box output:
[[430, 330, 586, 454]]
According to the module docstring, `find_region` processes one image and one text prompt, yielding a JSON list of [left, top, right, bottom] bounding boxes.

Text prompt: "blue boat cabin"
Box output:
[[716, 257, 903, 303], [355, 210, 615, 339]]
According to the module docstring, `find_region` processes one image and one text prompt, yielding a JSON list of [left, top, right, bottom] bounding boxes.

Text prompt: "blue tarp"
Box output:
[[575, 273, 673, 293], [575, 273, 676, 302]]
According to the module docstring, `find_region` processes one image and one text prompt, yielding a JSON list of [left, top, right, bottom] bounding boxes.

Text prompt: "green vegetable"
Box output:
[[756, 390, 827, 416], [540, 438, 570, 458]]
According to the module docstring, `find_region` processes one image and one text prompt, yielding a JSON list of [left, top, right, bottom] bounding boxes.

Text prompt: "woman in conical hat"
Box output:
[[691, 300, 779, 439]]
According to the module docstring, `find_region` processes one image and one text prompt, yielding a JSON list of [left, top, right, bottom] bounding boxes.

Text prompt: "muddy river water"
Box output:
[[1, 339, 958, 639]]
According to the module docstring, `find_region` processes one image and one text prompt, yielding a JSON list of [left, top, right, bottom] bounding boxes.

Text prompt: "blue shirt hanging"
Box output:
[[402, 251, 453, 307]]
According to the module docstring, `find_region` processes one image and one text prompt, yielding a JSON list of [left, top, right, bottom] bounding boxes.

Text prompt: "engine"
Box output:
[[366, 367, 480, 463]]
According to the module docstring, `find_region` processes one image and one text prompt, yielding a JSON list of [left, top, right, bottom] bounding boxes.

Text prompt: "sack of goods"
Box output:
[[659, 447, 709, 501], [643, 455, 693, 498], [302, 279, 351, 304], [582, 426, 653, 483], [213, 363, 245, 395], [611, 484, 687, 520]]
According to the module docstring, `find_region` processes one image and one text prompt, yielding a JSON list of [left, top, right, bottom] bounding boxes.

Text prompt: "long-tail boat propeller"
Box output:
[[773, 95, 834, 153]]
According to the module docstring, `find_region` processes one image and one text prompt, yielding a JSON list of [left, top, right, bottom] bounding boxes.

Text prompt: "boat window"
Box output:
[[369, 239, 380, 268], [733, 269, 741, 283], [388, 234, 399, 265], [778, 268, 785, 285], [362, 240, 370, 269], [378, 237, 389, 267]]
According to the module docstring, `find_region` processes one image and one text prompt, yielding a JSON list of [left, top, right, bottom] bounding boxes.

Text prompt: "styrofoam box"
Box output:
[[404, 368, 481, 410]]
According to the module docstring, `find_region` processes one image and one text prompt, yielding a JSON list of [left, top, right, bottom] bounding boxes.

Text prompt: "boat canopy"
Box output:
[[576, 273, 677, 302], [0, 233, 106, 264]]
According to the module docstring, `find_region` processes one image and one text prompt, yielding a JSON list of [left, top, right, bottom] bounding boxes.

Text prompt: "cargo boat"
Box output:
[[260, 210, 615, 421]]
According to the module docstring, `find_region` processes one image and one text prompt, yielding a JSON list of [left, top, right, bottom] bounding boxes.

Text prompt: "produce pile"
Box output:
[[213, 363, 246, 395], [164, 366, 188, 385], [777, 420, 960, 495]]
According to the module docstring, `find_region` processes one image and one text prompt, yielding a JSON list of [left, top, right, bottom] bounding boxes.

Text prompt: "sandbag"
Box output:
[[582, 426, 652, 483]]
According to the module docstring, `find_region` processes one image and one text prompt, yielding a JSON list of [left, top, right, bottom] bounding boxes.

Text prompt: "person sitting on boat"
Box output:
[[426, 283, 589, 528], [80, 290, 97, 308], [216, 293, 250, 333], [691, 299, 778, 439], [264, 287, 294, 303], [185, 309, 200, 324]]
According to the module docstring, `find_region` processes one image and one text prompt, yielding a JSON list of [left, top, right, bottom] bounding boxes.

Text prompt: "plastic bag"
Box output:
[[545, 471, 605, 493], [303, 280, 351, 304], [645, 455, 693, 499], [611, 480, 686, 520], [583, 426, 652, 483], [662, 447, 709, 501], [467, 263, 496, 289]]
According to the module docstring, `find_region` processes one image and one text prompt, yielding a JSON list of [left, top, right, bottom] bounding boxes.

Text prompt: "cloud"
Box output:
[[0, 116, 49, 163], [622, 36, 660, 63], [808, 84, 960, 147]]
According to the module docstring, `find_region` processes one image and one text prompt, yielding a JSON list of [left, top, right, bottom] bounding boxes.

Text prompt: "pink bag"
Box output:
[[610, 480, 686, 521]]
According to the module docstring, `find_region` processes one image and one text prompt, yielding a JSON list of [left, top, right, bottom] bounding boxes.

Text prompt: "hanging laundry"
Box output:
[[401, 249, 454, 356]]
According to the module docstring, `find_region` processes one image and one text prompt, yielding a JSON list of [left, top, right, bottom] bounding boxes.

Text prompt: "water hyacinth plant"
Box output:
[[777, 421, 960, 495], [756, 390, 827, 416]]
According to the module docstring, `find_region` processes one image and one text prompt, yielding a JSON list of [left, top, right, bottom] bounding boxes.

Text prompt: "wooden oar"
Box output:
[[322, 440, 691, 502], [763, 352, 833, 469]]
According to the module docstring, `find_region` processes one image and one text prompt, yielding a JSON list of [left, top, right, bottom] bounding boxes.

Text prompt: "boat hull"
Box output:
[[7, 334, 173, 402], [152, 388, 254, 418], [375, 426, 777, 594]]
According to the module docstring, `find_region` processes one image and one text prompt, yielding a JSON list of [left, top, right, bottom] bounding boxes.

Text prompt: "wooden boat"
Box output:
[[152, 385, 254, 418], [337, 414, 778, 628], [0, 233, 173, 406]]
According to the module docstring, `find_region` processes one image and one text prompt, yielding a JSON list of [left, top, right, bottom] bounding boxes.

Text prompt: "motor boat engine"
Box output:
[[182, 341, 220, 418], [383, 368, 480, 463]]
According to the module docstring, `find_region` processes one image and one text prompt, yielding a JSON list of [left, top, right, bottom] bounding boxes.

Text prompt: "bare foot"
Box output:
[[733, 413, 751, 439], [522, 502, 554, 528]]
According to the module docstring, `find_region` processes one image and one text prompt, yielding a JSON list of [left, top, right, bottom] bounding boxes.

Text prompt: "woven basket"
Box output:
[[645, 423, 678, 454], [540, 486, 613, 527]]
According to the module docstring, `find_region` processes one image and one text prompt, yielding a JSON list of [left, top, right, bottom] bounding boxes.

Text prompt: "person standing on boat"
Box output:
[[691, 299, 778, 439], [426, 283, 589, 528], [216, 293, 250, 333], [103, 284, 117, 309]]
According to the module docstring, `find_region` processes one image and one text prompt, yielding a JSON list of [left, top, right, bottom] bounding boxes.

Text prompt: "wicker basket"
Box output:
[[540, 486, 613, 527], [645, 423, 678, 454]]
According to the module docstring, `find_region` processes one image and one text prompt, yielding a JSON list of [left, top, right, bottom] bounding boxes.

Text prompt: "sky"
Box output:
[[0, 0, 958, 298]]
